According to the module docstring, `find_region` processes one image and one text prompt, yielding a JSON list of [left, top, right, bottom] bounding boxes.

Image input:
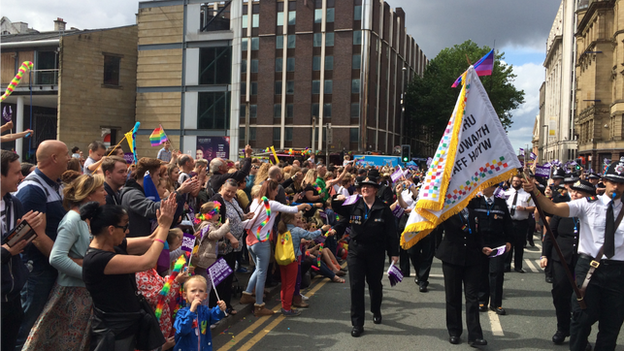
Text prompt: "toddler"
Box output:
[[174, 275, 226, 351]]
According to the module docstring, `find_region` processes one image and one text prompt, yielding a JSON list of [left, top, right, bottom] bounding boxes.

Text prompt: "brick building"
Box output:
[[0, 18, 138, 160], [135, 0, 426, 160]]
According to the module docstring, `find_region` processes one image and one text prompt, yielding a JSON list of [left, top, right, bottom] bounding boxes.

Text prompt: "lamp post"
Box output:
[[542, 124, 549, 163], [401, 66, 407, 146]]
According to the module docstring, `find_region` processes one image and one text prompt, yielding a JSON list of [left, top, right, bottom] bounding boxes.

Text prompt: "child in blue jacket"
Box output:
[[174, 275, 226, 351]]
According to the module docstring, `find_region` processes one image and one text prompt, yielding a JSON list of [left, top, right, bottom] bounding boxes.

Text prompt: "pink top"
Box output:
[[245, 199, 299, 246]]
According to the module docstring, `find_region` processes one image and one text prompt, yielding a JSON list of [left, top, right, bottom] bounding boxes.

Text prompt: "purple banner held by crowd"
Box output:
[[207, 257, 233, 287]]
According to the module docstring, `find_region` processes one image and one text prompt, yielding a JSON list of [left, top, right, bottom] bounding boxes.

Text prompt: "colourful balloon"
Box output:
[[1, 61, 34, 101]]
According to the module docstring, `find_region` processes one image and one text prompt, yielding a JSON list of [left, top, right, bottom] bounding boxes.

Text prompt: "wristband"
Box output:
[[154, 238, 165, 245], [534, 191, 541, 198]]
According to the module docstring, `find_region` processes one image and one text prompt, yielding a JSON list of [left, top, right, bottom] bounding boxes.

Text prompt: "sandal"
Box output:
[[332, 276, 345, 283]]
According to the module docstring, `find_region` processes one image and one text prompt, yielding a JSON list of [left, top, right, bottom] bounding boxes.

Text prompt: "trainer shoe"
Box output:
[[281, 308, 301, 316]]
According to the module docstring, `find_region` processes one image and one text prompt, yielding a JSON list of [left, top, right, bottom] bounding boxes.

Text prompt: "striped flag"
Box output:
[[149, 125, 168, 146], [451, 49, 494, 88]]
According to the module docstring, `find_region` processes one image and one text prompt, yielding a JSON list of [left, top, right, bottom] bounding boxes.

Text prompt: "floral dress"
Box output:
[[136, 268, 181, 338]]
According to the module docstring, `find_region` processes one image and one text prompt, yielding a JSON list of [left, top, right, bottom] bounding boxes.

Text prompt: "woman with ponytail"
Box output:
[[82, 195, 178, 351], [23, 174, 107, 351]]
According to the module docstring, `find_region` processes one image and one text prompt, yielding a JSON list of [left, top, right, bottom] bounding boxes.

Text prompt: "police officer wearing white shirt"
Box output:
[[524, 157, 624, 351], [504, 175, 535, 273]]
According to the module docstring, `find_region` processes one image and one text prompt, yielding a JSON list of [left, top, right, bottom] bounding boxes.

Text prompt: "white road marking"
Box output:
[[524, 259, 538, 273], [488, 310, 505, 336], [534, 259, 543, 270]]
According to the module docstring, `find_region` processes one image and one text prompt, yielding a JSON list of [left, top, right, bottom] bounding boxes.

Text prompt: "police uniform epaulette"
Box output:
[[586, 196, 598, 202]]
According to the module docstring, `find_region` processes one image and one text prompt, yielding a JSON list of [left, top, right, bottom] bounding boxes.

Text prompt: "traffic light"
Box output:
[[575, 158, 583, 171], [401, 145, 411, 163]]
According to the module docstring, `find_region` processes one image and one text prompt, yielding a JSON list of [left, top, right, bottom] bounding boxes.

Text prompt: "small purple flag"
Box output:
[[207, 257, 233, 287], [530, 152, 537, 160], [488, 245, 507, 258], [342, 195, 360, 206], [181, 233, 196, 253], [387, 262, 403, 287], [2, 106, 12, 123], [535, 165, 551, 177]]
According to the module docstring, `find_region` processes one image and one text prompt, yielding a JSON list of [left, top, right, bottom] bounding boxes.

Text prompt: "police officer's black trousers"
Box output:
[[442, 261, 483, 341], [347, 240, 385, 327], [505, 219, 528, 271], [401, 234, 434, 287], [478, 252, 506, 308], [550, 257, 576, 334], [569, 256, 624, 351]]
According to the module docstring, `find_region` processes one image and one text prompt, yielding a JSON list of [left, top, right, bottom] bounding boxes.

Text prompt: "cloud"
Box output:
[[390, 0, 560, 58], [505, 62, 545, 150]]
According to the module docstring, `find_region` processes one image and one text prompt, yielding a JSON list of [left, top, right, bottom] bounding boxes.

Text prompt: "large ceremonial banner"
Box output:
[[401, 66, 521, 249]]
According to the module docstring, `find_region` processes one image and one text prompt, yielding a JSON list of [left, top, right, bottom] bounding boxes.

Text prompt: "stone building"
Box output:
[[0, 18, 138, 160], [134, 0, 427, 160], [575, 0, 624, 170], [540, 0, 578, 165]]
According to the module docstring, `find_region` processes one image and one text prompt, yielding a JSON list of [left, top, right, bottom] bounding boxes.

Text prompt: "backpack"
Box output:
[[274, 230, 296, 265]]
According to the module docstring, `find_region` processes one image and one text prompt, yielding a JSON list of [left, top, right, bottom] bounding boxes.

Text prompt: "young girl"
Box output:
[[174, 276, 226, 351], [277, 212, 331, 316], [191, 201, 231, 300]]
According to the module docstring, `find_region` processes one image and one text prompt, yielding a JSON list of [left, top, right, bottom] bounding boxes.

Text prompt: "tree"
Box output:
[[404, 40, 525, 155]]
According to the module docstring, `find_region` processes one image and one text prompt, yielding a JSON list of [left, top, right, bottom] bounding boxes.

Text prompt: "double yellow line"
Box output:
[[217, 278, 330, 351]]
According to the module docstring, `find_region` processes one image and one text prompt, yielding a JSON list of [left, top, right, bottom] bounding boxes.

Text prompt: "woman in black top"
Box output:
[[82, 195, 177, 351], [301, 169, 324, 217]]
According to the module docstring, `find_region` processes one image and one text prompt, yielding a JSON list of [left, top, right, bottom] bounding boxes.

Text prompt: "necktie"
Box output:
[[605, 200, 616, 258], [487, 198, 493, 206], [510, 191, 518, 216]]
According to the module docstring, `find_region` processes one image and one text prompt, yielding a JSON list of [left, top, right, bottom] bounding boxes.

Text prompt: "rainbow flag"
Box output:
[[149, 125, 168, 146], [451, 49, 494, 88]]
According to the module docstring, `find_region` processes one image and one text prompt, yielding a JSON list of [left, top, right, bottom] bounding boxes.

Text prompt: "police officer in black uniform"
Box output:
[[540, 179, 594, 345], [524, 157, 624, 351], [332, 175, 399, 338], [436, 208, 487, 347], [473, 185, 513, 316]]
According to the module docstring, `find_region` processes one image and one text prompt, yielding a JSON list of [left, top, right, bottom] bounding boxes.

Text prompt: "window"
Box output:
[[276, 36, 283, 49], [288, 11, 296, 25], [287, 35, 296, 48], [242, 38, 248, 51], [326, 8, 335, 23], [199, 46, 231, 84], [325, 56, 333, 70], [241, 82, 246, 94], [352, 79, 360, 94], [250, 82, 258, 95], [324, 80, 333, 94], [250, 104, 257, 118], [350, 103, 359, 118], [350, 128, 359, 142], [285, 127, 293, 142], [286, 104, 294, 118], [251, 37, 259, 50], [312, 80, 320, 94], [314, 9, 322, 23], [273, 127, 281, 141], [286, 81, 294, 95], [311, 103, 319, 117], [324, 103, 332, 118], [103, 55, 121, 86], [274, 104, 281, 118], [287, 57, 295, 72], [313, 56, 321, 71], [352, 54, 361, 69], [198, 92, 230, 129], [276, 58, 283, 72], [240, 104, 246, 118], [354, 5, 362, 21], [326, 32, 334, 46], [275, 81, 283, 95], [38, 51, 58, 85], [250, 59, 258, 73], [242, 127, 257, 141], [252, 14, 259, 28], [313, 33, 322, 47], [353, 30, 362, 45], [242, 14, 248, 29], [241, 59, 247, 73], [277, 12, 284, 26]]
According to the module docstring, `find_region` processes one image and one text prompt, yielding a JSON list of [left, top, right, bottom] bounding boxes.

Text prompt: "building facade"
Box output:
[[540, 0, 578, 165], [1, 18, 137, 160], [574, 0, 624, 170], [135, 0, 426, 159]]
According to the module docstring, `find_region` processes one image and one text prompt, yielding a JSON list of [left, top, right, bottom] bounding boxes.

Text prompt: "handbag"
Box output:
[[275, 230, 296, 265]]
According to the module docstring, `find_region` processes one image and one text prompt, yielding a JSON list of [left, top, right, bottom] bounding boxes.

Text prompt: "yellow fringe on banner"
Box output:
[[400, 168, 518, 250], [416, 72, 468, 212]]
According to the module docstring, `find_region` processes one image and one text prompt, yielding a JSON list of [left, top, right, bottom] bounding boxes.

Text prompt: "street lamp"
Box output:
[[542, 124, 549, 162], [400, 66, 407, 146]]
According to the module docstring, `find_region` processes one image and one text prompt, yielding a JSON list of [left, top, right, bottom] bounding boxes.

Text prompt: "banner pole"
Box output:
[[521, 171, 586, 309]]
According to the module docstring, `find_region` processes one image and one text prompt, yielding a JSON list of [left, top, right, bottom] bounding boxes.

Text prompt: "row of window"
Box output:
[[240, 127, 360, 143], [241, 102, 360, 120], [241, 54, 361, 74], [242, 31, 362, 51], [245, 5, 363, 28], [241, 79, 361, 96]]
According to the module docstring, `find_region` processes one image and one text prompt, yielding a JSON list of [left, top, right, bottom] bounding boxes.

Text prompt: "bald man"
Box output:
[[13, 140, 70, 349], [268, 165, 287, 204]]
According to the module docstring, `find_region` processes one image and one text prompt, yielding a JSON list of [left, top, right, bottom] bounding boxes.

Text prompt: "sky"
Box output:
[[2, 0, 562, 152]]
